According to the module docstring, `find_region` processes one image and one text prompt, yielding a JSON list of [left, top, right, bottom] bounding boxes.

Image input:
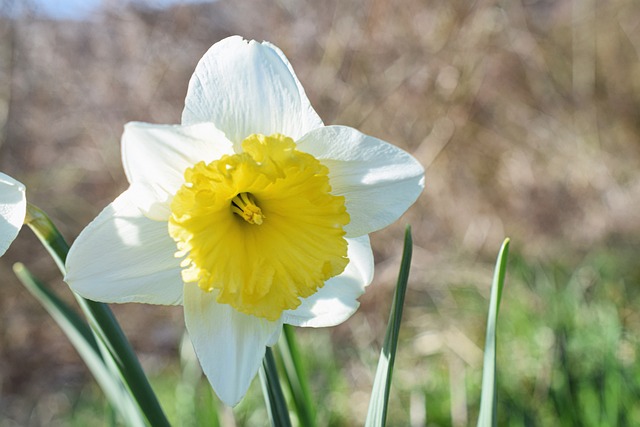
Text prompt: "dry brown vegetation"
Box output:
[[1, 0, 639, 424]]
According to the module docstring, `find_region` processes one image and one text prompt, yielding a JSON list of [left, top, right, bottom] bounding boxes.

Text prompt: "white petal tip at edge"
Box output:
[[65, 189, 184, 305], [283, 235, 374, 328], [184, 284, 283, 406], [296, 125, 425, 237], [0, 173, 26, 257], [181, 35, 323, 147]]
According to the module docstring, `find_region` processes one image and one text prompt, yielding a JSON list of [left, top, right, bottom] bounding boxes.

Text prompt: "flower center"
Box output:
[[231, 192, 264, 225], [168, 133, 350, 321]]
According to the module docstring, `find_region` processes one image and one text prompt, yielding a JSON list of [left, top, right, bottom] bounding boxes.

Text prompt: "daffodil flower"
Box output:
[[0, 172, 26, 257], [65, 36, 424, 406]]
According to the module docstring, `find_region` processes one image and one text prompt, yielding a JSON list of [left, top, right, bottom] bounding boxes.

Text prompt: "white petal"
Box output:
[[182, 36, 323, 149], [266, 323, 283, 346], [184, 284, 282, 406], [65, 189, 183, 305], [122, 122, 233, 221], [282, 235, 374, 328], [0, 173, 26, 256], [297, 126, 425, 237]]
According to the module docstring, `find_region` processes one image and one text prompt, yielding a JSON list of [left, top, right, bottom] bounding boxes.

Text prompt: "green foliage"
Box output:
[[366, 226, 413, 427], [404, 245, 640, 427], [15, 212, 640, 427], [495, 249, 640, 426], [259, 348, 292, 427], [13, 263, 146, 427], [22, 203, 171, 427], [477, 238, 510, 427], [276, 324, 317, 427]]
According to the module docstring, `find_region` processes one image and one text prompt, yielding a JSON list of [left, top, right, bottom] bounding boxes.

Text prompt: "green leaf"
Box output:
[[259, 347, 292, 427], [25, 203, 171, 427], [24, 204, 71, 272], [477, 238, 510, 427], [365, 225, 413, 427], [13, 263, 146, 427], [277, 324, 316, 427]]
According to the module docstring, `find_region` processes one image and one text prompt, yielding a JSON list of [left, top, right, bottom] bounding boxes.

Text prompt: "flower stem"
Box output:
[[260, 347, 292, 427], [277, 325, 316, 427], [25, 203, 171, 427]]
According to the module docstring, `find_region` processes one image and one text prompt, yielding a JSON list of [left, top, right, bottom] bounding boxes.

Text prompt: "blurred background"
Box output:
[[1, 0, 639, 425]]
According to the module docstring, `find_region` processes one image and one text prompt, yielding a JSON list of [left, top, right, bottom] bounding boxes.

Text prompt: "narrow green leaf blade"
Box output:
[[24, 203, 70, 272], [477, 238, 511, 427], [260, 347, 293, 427], [13, 263, 146, 427], [25, 203, 171, 427], [365, 226, 413, 427], [74, 296, 172, 426], [277, 325, 317, 427]]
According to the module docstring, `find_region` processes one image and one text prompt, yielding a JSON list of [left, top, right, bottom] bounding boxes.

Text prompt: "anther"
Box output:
[[231, 192, 265, 225]]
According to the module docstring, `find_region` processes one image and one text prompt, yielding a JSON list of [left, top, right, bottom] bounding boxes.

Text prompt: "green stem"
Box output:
[[278, 324, 316, 427], [25, 203, 171, 427], [260, 347, 292, 427]]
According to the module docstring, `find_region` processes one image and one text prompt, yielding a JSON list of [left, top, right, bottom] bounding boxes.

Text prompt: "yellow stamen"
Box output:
[[231, 192, 264, 225]]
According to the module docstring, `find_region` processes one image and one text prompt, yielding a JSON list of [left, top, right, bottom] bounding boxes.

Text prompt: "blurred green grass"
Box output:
[[1, 0, 639, 425], [13, 244, 639, 426]]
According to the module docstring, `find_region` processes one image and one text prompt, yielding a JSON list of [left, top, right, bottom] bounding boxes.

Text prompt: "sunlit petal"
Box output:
[[182, 36, 323, 150], [122, 122, 233, 221], [297, 125, 425, 237], [65, 189, 183, 305], [184, 284, 282, 406], [0, 173, 26, 256]]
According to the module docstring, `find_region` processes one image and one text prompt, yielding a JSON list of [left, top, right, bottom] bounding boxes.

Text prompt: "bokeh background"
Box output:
[[1, 0, 639, 425]]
